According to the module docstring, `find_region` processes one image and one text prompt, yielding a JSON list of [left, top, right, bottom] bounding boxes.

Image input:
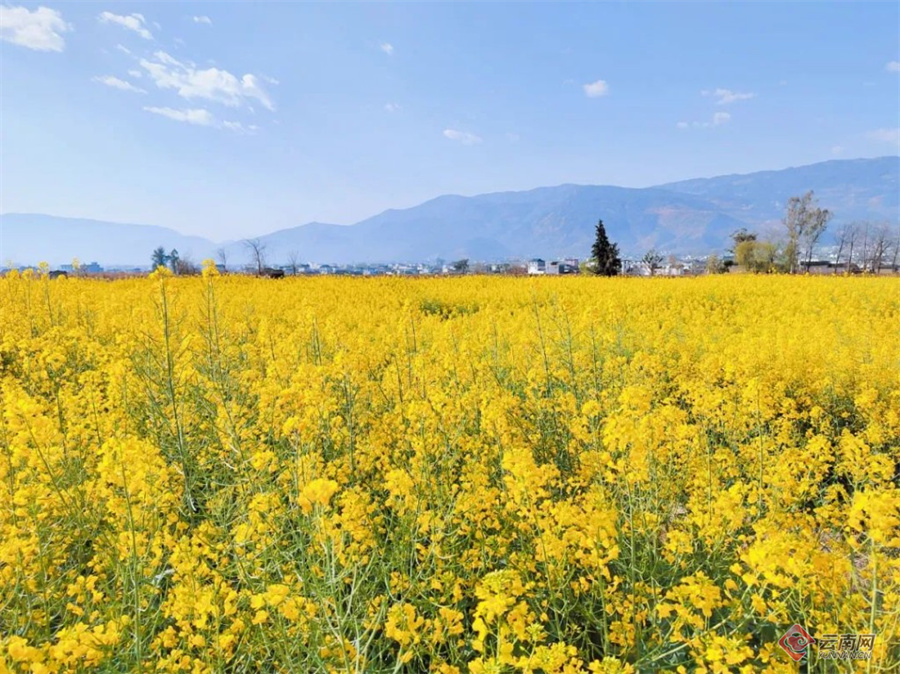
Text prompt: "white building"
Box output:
[[527, 258, 546, 275]]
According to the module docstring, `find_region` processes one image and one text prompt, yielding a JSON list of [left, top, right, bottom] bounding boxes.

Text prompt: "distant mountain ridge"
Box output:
[[0, 215, 218, 268], [658, 156, 899, 228], [2, 156, 897, 266]]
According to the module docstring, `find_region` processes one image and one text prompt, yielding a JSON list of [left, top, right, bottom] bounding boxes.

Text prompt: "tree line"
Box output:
[[590, 190, 899, 276], [149, 190, 897, 277], [723, 191, 898, 274], [150, 239, 284, 276], [151, 246, 200, 275]]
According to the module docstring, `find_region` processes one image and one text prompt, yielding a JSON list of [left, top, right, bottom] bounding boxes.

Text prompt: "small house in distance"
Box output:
[[529, 258, 579, 275], [546, 258, 579, 275], [60, 261, 103, 274], [527, 258, 546, 275]]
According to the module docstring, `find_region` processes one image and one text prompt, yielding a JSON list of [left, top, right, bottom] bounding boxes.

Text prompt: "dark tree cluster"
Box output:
[[591, 219, 622, 276], [150, 246, 198, 275]]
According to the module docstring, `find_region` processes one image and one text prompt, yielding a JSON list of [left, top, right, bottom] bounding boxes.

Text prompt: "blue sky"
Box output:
[[1, 1, 898, 239]]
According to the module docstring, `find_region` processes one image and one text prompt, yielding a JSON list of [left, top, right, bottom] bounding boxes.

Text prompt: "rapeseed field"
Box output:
[[1, 267, 897, 673]]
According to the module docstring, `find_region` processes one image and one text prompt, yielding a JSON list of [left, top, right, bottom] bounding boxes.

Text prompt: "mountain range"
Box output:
[[2, 156, 897, 267]]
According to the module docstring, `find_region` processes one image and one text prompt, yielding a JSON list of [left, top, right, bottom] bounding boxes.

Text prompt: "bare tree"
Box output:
[[859, 222, 871, 273], [783, 191, 832, 273], [705, 254, 725, 274], [834, 222, 860, 272], [287, 250, 301, 275], [802, 209, 831, 271], [174, 254, 200, 275], [642, 249, 664, 276], [667, 254, 683, 271], [867, 223, 894, 273], [834, 225, 847, 268], [891, 226, 900, 271], [846, 224, 859, 273], [243, 238, 267, 276], [216, 247, 229, 273]]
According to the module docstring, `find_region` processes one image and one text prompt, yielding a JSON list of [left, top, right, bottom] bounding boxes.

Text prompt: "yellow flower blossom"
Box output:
[[0, 273, 896, 673]]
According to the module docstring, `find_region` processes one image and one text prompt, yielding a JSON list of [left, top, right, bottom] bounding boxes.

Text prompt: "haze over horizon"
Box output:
[[4, 155, 898, 267], [2, 2, 899, 240]]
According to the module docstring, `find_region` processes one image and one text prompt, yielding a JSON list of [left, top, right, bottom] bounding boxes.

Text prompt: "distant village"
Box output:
[[6, 194, 899, 278], [7, 251, 897, 279]]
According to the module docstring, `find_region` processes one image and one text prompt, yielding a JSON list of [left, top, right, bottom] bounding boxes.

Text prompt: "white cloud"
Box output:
[[128, 69, 142, 78], [831, 145, 844, 156], [98, 11, 153, 40], [93, 75, 146, 93], [223, 120, 258, 134], [0, 5, 70, 52], [116, 43, 131, 55], [143, 106, 263, 133], [583, 79, 609, 98], [144, 106, 214, 126], [139, 50, 275, 111], [380, 42, 394, 55], [702, 88, 755, 105], [869, 128, 900, 145], [886, 61, 900, 73], [677, 112, 730, 129], [443, 129, 482, 145], [384, 102, 401, 113], [192, 16, 212, 25]]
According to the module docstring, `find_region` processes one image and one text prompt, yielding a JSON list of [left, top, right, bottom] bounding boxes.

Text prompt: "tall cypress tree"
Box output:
[[151, 246, 169, 269], [591, 219, 622, 276]]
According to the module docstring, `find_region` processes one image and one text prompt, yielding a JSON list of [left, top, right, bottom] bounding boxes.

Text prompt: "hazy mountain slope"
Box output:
[[222, 222, 348, 268], [659, 156, 900, 228], [0, 214, 217, 267], [3, 157, 897, 266], [251, 157, 898, 263], [329, 185, 748, 262]]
